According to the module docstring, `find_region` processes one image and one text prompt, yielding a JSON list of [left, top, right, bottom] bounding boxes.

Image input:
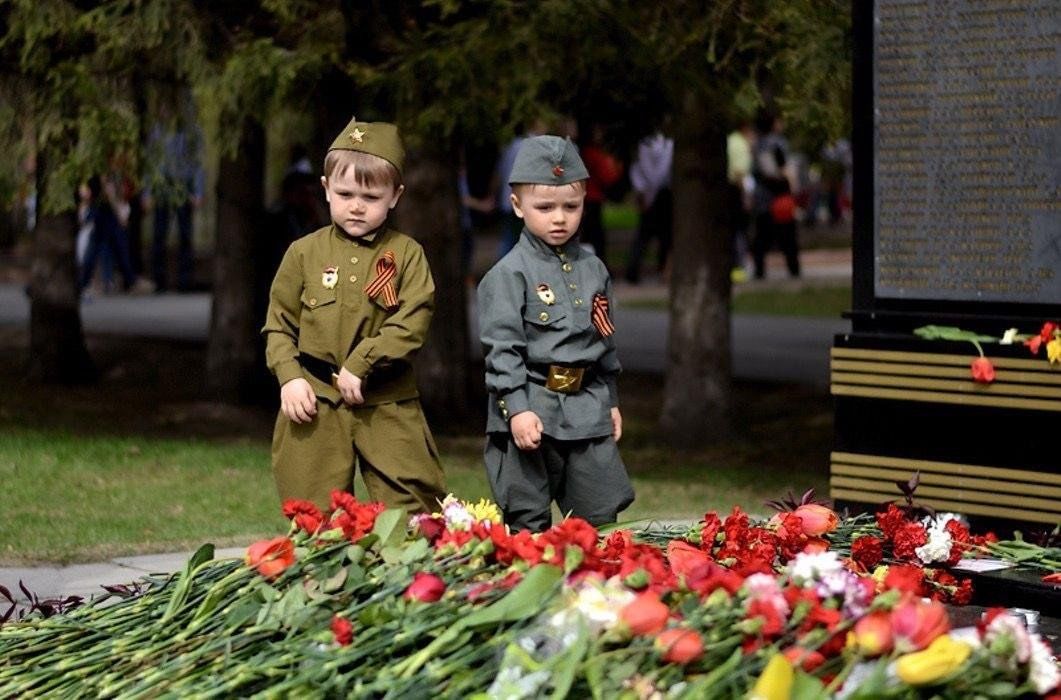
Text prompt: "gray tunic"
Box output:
[[478, 230, 620, 440]]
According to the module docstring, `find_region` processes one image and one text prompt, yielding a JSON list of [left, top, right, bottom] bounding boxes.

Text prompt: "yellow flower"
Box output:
[[1047, 338, 1061, 364], [749, 653, 793, 700], [895, 635, 972, 686], [467, 498, 503, 524]]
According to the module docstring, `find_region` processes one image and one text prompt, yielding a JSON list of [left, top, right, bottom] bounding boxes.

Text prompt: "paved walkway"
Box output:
[[0, 249, 851, 611]]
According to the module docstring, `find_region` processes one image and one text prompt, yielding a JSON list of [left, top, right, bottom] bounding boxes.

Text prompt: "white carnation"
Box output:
[[787, 550, 844, 586], [1028, 633, 1060, 694]]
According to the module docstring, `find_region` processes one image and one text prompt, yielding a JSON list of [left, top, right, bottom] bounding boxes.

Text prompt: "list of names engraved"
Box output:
[[874, 0, 1060, 302]]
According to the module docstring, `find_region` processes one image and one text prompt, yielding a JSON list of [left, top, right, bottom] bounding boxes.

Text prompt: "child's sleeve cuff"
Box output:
[[498, 388, 530, 421], [275, 360, 304, 387]]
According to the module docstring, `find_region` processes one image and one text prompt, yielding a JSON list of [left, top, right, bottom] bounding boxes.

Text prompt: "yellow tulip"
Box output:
[[748, 653, 793, 700], [1047, 338, 1061, 365], [894, 635, 972, 686]]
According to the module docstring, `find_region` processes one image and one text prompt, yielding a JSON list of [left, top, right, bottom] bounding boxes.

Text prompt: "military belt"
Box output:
[[299, 354, 340, 389], [527, 363, 597, 394]]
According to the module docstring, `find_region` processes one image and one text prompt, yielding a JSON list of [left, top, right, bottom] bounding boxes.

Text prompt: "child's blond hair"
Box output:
[[323, 150, 403, 189]]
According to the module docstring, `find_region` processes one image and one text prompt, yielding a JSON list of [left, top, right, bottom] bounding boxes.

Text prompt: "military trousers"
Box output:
[[484, 432, 635, 533], [272, 398, 447, 515]]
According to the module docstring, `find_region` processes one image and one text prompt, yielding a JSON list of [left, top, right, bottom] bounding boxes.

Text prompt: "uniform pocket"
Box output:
[[301, 286, 337, 310], [524, 301, 567, 327]]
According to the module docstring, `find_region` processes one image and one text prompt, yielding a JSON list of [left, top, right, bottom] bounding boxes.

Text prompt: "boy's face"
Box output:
[[321, 170, 403, 238], [510, 184, 585, 247]]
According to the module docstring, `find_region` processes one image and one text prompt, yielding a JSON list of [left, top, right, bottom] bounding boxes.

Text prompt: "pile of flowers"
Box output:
[[0, 492, 1057, 698]]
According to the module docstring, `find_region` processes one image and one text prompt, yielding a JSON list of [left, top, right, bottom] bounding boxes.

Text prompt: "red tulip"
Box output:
[[891, 596, 950, 652], [667, 539, 712, 578], [851, 611, 894, 656], [970, 357, 995, 384], [620, 592, 670, 636], [331, 615, 353, 646], [783, 646, 826, 672], [802, 537, 830, 554], [792, 504, 839, 536], [404, 572, 446, 603], [656, 628, 704, 664], [244, 536, 296, 579]]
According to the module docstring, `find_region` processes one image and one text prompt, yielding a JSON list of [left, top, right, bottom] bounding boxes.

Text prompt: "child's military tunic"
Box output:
[[263, 224, 446, 513], [478, 230, 635, 531]]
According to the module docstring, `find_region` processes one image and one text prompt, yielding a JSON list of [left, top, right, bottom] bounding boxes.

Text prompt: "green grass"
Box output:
[[0, 390, 830, 564], [626, 284, 851, 318]]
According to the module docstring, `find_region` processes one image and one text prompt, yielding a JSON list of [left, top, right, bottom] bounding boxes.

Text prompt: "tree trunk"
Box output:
[[27, 152, 95, 383], [395, 146, 475, 429], [205, 119, 265, 402], [659, 90, 733, 446]]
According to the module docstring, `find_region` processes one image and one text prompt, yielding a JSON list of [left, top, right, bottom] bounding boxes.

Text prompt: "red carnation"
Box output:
[[404, 572, 446, 603], [875, 504, 906, 540], [892, 522, 928, 561], [1040, 322, 1058, 343], [884, 564, 925, 596], [685, 562, 744, 597], [331, 615, 353, 646], [1025, 335, 1043, 355], [700, 512, 722, 551], [970, 356, 995, 384], [851, 535, 884, 569], [282, 499, 325, 534]]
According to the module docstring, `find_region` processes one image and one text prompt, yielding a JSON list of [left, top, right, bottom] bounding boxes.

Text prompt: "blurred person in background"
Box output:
[[624, 130, 673, 285]]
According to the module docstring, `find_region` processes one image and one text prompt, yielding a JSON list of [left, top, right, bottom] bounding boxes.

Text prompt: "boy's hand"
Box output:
[[280, 378, 317, 423], [610, 407, 623, 442], [335, 367, 365, 406], [510, 411, 543, 451]]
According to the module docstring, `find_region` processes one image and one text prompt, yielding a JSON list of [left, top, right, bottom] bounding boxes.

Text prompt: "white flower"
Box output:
[[984, 613, 1032, 667], [548, 578, 633, 635], [1000, 328, 1019, 345], [914, 528, 953, 564], [1028, 633, 1060, 694], [440, 496, 473, 529], [787, 550, 844, 586], [915, 515, 957, 564]]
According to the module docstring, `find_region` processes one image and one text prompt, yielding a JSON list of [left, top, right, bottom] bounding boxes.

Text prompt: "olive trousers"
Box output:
[[272, 398, 447, 515]]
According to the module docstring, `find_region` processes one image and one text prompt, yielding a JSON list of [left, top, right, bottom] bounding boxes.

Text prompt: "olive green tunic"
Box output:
[[477, 230, 634, 531], [263, 224, 446, 512]]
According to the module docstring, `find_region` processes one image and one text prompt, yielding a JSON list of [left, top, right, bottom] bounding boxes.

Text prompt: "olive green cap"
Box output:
[[508, 135, 589, 186], [328, 117, 405, 174]]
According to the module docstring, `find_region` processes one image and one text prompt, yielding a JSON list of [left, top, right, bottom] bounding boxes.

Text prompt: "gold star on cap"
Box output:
[[349, 127, 365, 143]]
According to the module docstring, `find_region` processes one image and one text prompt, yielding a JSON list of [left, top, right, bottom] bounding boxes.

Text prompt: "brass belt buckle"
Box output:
[[546, 365, 584, 393]]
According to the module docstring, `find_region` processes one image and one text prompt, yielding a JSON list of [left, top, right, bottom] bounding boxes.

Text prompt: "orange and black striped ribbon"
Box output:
[[591, 293, 615, 337], [364, 250, 399, 310]]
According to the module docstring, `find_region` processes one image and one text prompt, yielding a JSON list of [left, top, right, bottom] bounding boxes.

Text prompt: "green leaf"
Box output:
[[791, 670, 829, 700], [913, 325, 996, 342], [321, 567, 347, 593], [547, 623, 588, 699], [461, 564, 564, 628], [400, 538, 430, 564], [223, 598, 261, 629], [159, 543, 215, 623], [370, 508, 407, 550]]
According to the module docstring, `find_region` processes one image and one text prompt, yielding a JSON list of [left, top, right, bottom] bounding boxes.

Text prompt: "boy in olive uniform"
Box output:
[[478, 135, 635, 532], [262, 118, 446, 513]]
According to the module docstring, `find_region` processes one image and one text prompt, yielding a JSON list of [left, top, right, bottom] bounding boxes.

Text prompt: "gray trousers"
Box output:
[[484, 433, 635, 532]]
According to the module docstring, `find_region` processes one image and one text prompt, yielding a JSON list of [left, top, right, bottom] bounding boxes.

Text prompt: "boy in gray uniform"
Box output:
[[478, 135, 635, 532]]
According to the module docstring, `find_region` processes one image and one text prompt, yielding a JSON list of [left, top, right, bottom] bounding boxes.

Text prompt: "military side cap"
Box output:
[[508, 135, 589, 185], [328, 117, 405, 174]]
